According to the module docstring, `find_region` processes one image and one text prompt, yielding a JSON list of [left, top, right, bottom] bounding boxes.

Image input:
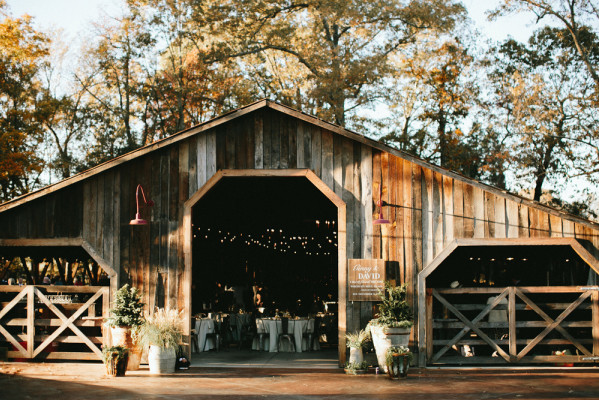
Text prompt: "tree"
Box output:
[[491, 0, 599, 92], [184, 0, 466, 127], [0, 3, 49, 201], [381, 33, 481, 178], [485, 26, 597, 201]]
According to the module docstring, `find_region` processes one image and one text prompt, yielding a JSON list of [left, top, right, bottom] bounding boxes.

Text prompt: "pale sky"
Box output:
[[6, 0, 540, 44]]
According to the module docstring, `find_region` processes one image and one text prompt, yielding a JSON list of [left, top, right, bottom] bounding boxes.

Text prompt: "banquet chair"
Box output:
[[239, 318, 256, 350], [203, 320, 221, 352], [304, 316, 321, 351], [253, 318, 268, 351], [191, 328, 200, 353], [277, 317, 296, 352], [301, 318, 315, 352]]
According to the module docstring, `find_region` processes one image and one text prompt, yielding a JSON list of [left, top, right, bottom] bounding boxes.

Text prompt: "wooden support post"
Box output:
[[102, 287, 111, 347], [509, 286, 516, 362], [593, 291, 599, 356], [27, 285, 35, 358], [426, 289, 433, 363]]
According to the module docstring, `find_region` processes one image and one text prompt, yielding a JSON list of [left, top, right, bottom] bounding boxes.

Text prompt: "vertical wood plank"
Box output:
[[432, 171, 443, 257], [215, 126, 226, 171], [381, 152, 390, 261], [509, 286, 516, 361], [388, 156, 397, 263], [562, 219, 575, 237], [402, 159, 413, 288], [271, 112, 281, 169], [27, 285, 34, 357], [262, 110, 272, 168], [484, 192, 495, 238], [206, 131, 217, 179], [96, 175, 105, 253], [287, 117, 297, 169], [506, 200, 519, 238], [372, 151, 382, 259], [537, 210, 550, 238], [550, 214, 563, 237], [411, 163, 422, 349], [442, 175, 454, 246], [453, 180, 464, 239], [279, 116, 289, 169], [422, 168, 433, 266], [225, 123, 236, 169], [112, 170, 121, 281], [311, 126, 322, 177], [494, 195, 506, 238], [333, 135, 344, 196], [197, 133, 207, 189], [321, 130, 334, 189], [593, 291, 599, 356], [519, 204, 530, 237], [472, 187, 484, 238], [529, 207, 540, 238], [360, 145, 373, 259], [296, 121, 305, 168], [395, 157, 405, 282], [188, 136, 198, 196], [254, 112, 264, 169]]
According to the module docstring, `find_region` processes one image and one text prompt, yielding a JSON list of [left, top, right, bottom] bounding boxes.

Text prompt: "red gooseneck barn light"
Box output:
[[373, 184, 390, 225], [130, 184, 154, 225]]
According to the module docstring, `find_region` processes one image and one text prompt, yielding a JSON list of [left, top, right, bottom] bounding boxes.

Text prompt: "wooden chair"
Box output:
[[277, 317, 295, 352]]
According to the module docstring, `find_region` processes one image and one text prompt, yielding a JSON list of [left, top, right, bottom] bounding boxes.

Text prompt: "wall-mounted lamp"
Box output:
[[130, 184, 154, 225], [373, 183, 390, 225]]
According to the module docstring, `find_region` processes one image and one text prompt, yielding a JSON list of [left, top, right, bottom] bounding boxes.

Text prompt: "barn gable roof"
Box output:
[[0, 99, 596, 229]]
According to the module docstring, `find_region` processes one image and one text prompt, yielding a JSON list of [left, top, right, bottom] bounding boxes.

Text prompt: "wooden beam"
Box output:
[[0, 238, 83, 247]]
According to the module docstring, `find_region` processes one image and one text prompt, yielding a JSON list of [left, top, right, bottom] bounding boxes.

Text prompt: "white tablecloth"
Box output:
[[252, 318, 316, 352], [195, 318, 216, 352]]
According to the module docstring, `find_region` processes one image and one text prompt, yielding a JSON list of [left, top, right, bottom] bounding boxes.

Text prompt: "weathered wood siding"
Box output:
[[2, 103, 599, 357]]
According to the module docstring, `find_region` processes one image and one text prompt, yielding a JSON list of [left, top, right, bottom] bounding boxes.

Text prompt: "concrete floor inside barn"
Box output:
[[2, 358, 599, 400]]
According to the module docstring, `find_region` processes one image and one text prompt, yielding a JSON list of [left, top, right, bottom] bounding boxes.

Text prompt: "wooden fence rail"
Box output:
[[0, 285, 109, 361], [426, 286, 599, 365]]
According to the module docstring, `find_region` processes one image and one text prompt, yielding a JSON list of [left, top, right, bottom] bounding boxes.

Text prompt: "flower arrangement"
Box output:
[[138, 307, 183, 349], [345, 329, 371, 349]]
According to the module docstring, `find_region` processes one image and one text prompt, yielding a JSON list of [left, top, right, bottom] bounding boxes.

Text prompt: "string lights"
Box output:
[[194, 220, 338, 257]]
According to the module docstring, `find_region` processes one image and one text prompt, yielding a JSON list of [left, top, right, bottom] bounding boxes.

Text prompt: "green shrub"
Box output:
[[105, 284, 145, 328]]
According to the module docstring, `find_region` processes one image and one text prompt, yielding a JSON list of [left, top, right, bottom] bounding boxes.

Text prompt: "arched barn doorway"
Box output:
[[183, 169, 346, 366], [417, 238, 599, 367]]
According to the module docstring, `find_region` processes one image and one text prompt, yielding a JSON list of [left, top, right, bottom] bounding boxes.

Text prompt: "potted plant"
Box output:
[[385, 346, 412, 379], [368, 281, 413, 373], [102, 345, 129, 377], [344, 360, 369, 375], [104, 284, 145, 371], [138, 307, 183, 374], [346, 328, 370, 365]]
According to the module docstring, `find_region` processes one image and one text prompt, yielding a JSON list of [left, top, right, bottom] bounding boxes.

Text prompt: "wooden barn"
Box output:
[[1, 99, 599, 367]]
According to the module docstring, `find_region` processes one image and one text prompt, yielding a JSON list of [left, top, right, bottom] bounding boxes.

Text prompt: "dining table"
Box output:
[[194, 317, 217, 352], [252, 318, 317, 352]]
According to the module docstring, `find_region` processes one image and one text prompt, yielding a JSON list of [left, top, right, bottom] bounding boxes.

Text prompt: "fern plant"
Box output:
[[371, 281, 413, 328], [104, 284, 145, 328]]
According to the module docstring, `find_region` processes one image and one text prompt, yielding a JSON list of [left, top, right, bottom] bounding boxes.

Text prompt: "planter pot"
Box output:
[[344, 367, 368, 375], [105, 353, 129, 377], [369, 323, 411, 373], [387, 353, 410, 379], [148, 345, 176, 374], [348, 347, 364, 364], [110, 326, 142, 371]]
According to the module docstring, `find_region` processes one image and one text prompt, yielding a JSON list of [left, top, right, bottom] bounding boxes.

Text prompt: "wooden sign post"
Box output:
[[348, 259, 386, 301]]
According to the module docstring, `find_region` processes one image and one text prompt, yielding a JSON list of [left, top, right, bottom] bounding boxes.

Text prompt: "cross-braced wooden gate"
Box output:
[[0, 285, 109, 360], [426, 286, 599, 365]]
